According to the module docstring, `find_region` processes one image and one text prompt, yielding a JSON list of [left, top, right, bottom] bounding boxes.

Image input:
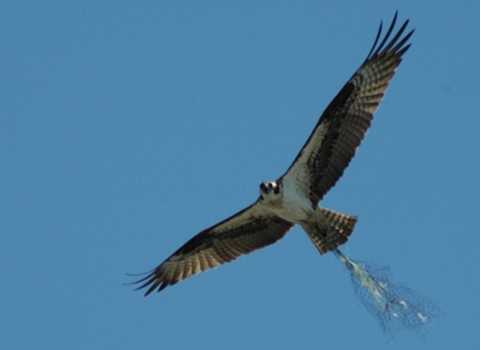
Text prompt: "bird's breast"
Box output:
[[264, 179, 314, 223]]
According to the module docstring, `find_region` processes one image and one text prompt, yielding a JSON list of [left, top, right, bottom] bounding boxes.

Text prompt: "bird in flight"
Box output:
[[134, 13, 414, 296]]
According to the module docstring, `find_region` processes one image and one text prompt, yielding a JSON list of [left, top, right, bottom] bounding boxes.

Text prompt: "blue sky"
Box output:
[[1, 1, 479, 349]]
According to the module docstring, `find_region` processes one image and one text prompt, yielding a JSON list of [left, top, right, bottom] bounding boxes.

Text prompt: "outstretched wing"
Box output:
[[134, 201, 293, 295], [283, 13, 414, 204]]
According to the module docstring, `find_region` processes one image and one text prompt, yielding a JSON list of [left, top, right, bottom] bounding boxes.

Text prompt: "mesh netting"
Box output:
[[333, 249, 441, 336]]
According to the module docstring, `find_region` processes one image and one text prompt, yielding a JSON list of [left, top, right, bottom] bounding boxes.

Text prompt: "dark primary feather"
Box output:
[[283, 12, 414, 204], [134, 202, 293, 295]]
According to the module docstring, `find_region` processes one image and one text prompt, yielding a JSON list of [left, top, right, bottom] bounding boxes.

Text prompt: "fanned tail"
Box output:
[[303, 207, 357, 254]]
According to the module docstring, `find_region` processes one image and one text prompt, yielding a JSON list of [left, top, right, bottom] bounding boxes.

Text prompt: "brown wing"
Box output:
[[134, 201, 293, 295], [282, 13, 414, 204]]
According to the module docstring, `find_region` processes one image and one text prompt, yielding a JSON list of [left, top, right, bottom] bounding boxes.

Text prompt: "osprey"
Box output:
[[134, 13, 414, 295]]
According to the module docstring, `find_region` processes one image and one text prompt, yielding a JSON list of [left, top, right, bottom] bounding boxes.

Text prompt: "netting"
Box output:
[[333, 249, 441, 336]]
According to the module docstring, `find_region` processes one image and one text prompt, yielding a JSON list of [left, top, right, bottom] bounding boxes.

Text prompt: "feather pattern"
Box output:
[[283, 13, 414, 204], [134, 202, 293, 295]]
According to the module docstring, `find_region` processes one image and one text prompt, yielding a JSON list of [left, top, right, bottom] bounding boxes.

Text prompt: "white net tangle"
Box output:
[[333, 249, 441, 336]]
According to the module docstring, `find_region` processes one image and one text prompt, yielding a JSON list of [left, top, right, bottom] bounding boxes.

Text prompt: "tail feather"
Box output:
[[303, 207, 358, 254]]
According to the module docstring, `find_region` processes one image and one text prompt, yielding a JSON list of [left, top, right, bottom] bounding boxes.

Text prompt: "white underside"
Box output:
[[261, 176, 316, 224]]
